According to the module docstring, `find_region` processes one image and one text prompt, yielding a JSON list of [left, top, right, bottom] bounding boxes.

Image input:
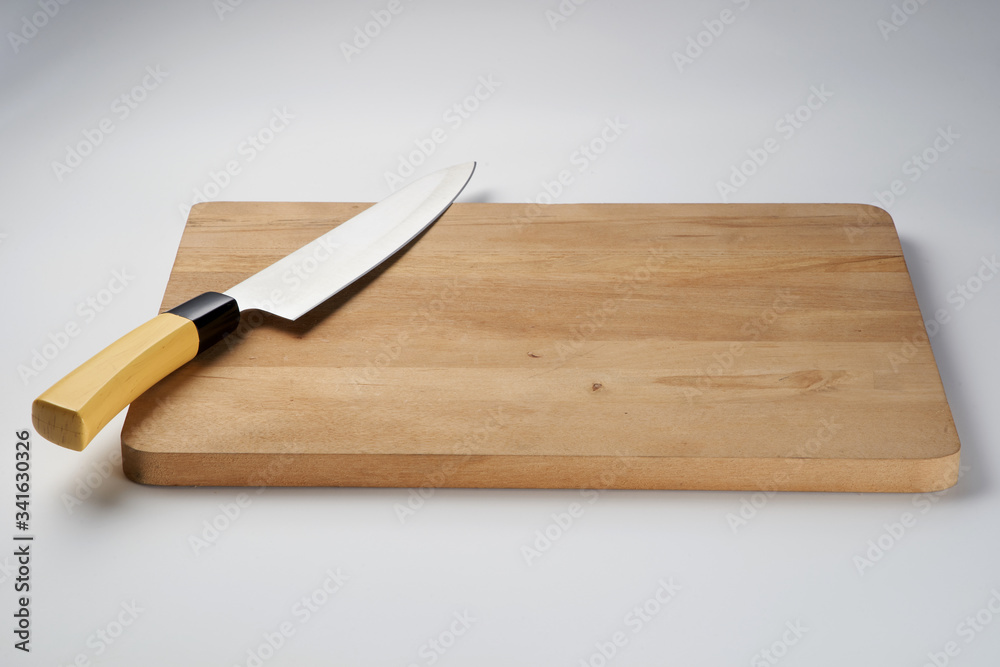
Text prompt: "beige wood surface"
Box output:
[[120, 202, 960, 491], [34, 313, 198, 451]]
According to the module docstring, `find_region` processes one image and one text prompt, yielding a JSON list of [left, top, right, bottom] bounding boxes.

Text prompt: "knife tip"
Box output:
[[448, 161, 477, 186]]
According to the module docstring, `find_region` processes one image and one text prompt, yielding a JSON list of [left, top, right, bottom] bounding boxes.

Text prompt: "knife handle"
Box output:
[[32, 292, 240, 451]]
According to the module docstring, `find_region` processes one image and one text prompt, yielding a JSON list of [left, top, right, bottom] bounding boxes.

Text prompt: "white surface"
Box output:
[[1, 0, 998, 664]]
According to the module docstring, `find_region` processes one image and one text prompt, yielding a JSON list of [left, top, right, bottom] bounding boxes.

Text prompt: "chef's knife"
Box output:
[[33, 162, 476, 451]]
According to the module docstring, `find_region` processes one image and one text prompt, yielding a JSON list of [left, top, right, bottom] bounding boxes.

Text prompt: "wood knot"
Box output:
[[592, 382, 603, 392]]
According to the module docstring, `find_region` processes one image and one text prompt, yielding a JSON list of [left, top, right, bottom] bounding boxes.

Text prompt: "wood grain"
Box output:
[[120, 203, 960, 491], [34, 313, 198, 451]]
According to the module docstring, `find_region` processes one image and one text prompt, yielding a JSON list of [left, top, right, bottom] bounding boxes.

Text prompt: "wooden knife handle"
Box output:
[[32, 292, 240, 451]]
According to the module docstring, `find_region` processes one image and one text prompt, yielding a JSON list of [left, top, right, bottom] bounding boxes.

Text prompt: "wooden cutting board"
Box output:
[[120, 203, 960, 492]]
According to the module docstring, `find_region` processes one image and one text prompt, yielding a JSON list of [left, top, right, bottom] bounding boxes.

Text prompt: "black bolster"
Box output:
[[167, 292, 241, 353]]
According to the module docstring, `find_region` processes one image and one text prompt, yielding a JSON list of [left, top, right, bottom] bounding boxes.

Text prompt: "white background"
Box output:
[[2, 0, 999, 664]]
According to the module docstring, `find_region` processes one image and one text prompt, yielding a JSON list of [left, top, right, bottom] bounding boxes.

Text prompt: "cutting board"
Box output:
[[120, 203, 960, 492]]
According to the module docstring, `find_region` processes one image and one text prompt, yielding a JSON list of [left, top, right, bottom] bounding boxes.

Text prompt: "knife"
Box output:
[[33, 162, 476, 451]]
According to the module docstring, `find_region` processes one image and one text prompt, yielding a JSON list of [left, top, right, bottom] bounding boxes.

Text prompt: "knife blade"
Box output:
[[32, 162, 476, 451]]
